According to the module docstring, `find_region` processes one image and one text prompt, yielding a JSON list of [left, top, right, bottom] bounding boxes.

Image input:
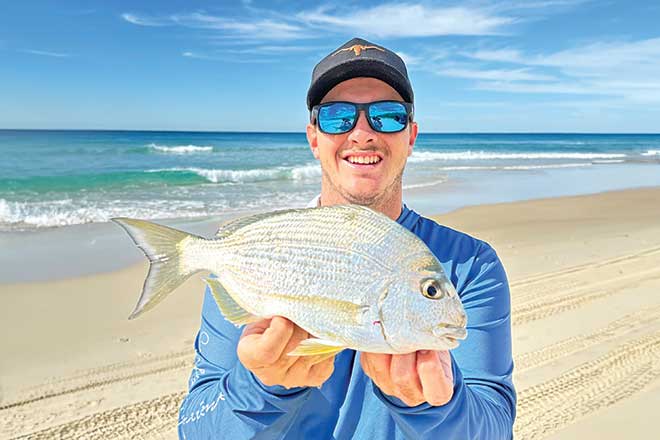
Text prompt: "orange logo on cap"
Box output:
[[333, 44, 384, 57]]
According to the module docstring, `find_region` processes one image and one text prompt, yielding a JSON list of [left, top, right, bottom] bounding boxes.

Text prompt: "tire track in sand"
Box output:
[[10, 391, 187, 440], [18, 331, 660, 440], [509, 245, 660, 326], [5, 248, 660, 437], [512, 266, 660, 326], [510, 246, 660, 291], [514, 331, 660, 440], [0, 349, 193, 411], [514, 304, 660, 372]]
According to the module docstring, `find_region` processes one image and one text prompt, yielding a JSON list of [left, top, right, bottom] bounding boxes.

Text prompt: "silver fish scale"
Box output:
[[201, 206, 435, 347]]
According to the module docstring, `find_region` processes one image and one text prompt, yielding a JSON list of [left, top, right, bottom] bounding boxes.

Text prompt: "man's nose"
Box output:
[[347, 110, 376, 145]]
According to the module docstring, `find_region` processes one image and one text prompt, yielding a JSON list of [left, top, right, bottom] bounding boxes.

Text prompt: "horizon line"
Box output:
[[2, 128, 660, 135]]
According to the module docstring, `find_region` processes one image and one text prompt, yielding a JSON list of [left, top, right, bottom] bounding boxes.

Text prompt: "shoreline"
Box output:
[[2, 181, 659, 284], [2, 186, 660, 438]]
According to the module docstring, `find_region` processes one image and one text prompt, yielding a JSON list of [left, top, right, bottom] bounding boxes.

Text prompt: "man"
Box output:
[[178, 37, 516, 439]]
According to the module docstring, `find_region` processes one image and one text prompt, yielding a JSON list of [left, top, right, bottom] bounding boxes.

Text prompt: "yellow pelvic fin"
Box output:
[[288, 338, 346, 358], [308, 352, 340, 365], [204, 277, 259, 326]]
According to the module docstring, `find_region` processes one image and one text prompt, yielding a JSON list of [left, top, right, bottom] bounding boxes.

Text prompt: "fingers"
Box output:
[[360, 353, 396, 396], [238, 316, 295, 371], [390, 352, 424, 406], [269, 323, 310, 371], [361, 350, 454, 407], [240, 318, 272, 338], [237, 317, 336, 389], [254, 316, 296, 364], [417, 350, 454, 406], [283, 355, 335, 388]]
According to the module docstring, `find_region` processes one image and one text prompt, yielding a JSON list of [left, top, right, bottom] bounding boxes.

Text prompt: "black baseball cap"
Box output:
[[306, 37, 414, 110]]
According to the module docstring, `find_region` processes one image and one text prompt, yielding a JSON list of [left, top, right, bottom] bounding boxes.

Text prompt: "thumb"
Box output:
[[240, 318, 273, 339]]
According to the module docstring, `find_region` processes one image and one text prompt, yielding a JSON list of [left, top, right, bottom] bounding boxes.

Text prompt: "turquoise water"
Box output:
[[1, 130, 660, 231]]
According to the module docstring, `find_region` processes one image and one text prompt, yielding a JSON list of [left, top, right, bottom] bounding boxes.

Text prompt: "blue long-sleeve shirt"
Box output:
[[178, 205, 516, 439]]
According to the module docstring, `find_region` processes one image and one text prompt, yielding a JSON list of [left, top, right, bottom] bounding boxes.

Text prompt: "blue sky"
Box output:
[[2, 0, 660, 132]]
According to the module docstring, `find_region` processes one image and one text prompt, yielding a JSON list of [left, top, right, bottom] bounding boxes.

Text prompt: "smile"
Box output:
[[342, 152, 383, 166]]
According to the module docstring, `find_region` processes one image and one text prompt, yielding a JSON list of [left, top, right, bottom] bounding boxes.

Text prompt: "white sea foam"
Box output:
[[0, 198, 226, 229], [642, 149, 660, 156], [439, 140, 587, 146], [437, 163, 592, 171], [0, 190, 321, 230], [592, 159, 625, 164], [148, 143, 214, 154], [408, 150, 627, 162], [149, 164, 321, 183], [403, 177, 448, 190], [291, 164, 322, 180]]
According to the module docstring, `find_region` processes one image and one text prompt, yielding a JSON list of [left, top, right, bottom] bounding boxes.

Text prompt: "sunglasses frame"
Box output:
[[310, 100, 414, 134]]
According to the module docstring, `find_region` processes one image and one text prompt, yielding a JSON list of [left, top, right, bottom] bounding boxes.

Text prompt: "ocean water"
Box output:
[[1, 130, 660, 231]]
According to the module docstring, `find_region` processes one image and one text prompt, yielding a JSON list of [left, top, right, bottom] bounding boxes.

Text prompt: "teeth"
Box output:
[[347, 156, 380, 164]]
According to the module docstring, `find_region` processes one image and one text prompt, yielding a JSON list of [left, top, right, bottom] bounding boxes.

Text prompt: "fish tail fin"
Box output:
[[112, 218, 205, 319]]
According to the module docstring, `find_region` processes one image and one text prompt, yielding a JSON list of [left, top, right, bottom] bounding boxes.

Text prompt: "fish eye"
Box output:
[[421, 279, 445, 300]]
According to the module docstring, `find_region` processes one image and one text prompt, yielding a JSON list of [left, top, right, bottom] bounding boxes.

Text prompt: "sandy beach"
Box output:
[[1, 186, 660, 439]]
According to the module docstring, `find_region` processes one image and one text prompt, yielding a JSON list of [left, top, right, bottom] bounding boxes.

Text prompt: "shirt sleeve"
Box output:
[[373, 241, 516, 439], [178, 286, 313, 440]]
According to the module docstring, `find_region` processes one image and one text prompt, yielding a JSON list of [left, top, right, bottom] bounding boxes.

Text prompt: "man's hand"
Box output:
[[360, 350, 454, 407], [237, 316, 335, 389]]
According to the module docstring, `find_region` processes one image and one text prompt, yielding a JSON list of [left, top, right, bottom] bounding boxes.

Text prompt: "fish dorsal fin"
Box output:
[[215, 205, 381, 238], [215, 208, 307, 238], [203, 277, 259, 326], [288, 338, 346, 357]]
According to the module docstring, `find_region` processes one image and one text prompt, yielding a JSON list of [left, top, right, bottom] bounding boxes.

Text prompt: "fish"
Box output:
[[112, 205, 467, 359]]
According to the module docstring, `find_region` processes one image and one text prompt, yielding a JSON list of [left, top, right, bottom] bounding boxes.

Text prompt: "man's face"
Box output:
[[306, 77, 418, 208]]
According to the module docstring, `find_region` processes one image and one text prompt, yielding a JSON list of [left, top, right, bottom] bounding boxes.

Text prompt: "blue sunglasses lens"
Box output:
[[318, 103, 357, 134], [368, 102, 408, 133]]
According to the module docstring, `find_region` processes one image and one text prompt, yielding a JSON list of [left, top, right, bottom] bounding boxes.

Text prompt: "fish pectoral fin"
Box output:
[[203, 277, 259, 326], [288, 338, 346, 358]]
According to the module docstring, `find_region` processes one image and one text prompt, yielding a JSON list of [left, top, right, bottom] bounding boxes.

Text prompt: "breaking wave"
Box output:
[[150, 164, 320, 184], [642, 149, 660, 156], [436, 163, 593, 171], [403, 177, 448, 190], [147, 143, 214, 154], [408, 150, 627, 162], [0, 197, 219, 230]]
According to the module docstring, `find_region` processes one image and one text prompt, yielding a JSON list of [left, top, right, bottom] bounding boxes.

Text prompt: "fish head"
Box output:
[[379, 260, 467, 353]]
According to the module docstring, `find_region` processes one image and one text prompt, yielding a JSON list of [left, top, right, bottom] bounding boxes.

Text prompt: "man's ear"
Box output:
[[407, 121, 418, 157], [306, 123, 320, 159]]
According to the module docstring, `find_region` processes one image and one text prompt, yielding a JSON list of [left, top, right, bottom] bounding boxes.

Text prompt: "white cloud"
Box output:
[[221, 45, 324, 55], [182, 51, 212, 60], [462, 38, 660, 103], [438, 67, 555, 81], [121, 1, 584, 48], [473, 80, 596, 95], [396, 51, 424, 67], [121, 13, 166, 27], [181, 50, 277, 64], [463, 49, 526, 64], [490, 0, 590, 12], [123, 11, 305, 40], [171, 12, 304, 40], [297, 4, 515, 37], [22, 49, 71, 58]]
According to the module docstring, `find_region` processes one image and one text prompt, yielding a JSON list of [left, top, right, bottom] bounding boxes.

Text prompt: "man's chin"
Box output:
[[341, 189, 382, 206]]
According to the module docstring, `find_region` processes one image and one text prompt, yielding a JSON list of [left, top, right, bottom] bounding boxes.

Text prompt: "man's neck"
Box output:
[[318, 190, 403, 221]]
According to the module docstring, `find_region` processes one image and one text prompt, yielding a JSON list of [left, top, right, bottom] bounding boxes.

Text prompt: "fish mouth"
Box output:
[[433, 325, 467, 341]]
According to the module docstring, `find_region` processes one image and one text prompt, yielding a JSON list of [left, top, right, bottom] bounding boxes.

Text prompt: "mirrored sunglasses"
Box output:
[[311, 100, 414, 134]]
